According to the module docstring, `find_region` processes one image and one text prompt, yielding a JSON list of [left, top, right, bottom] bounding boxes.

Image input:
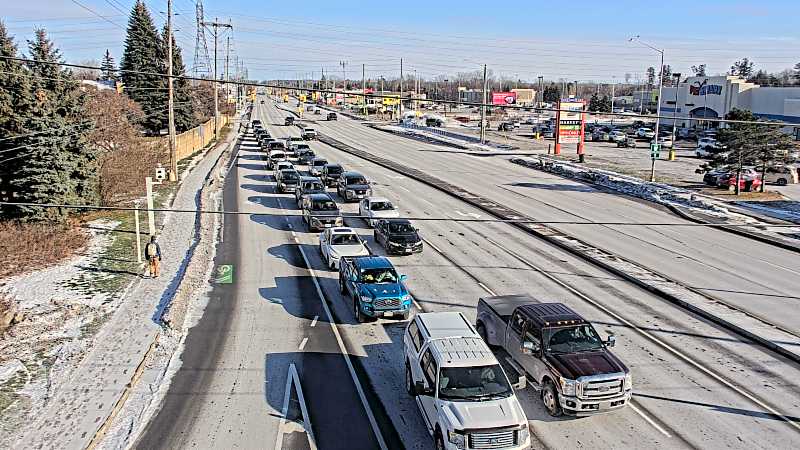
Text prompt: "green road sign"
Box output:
[[650, 143, 660, 159], [215, 264, 234, 284]]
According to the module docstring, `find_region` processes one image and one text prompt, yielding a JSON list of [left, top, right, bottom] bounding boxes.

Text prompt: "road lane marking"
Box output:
[[310, 316, 318, 327], [274, 363, 317, 450], [294, 243, 389, 450], [397, 186, 411, 193], [630, 402, 671, 438], [477, 282, 496, 296], [298, 337, 309, 350]]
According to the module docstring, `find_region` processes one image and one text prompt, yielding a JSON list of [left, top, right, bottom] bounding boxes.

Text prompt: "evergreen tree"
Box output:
[[121, 1, 165, 135], [646, 67, 656, 86], [691, 64, 707, 77], [542, 83, 560, 103], [100, 49, 116, 81], [0, 21, 34, 215], [730, 58, 754, 78], [10, 29, 97, 220], [160, 25, 196, 132]]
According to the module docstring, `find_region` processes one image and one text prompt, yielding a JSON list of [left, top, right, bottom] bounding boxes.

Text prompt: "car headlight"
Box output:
[[310, 217, 321, 225], [519, 425, 530, 443], [560, 377, 578, 397], [346, 188, 354, 193], [624, 373, 632, 391], [447, 430, 466, 449], [359, 295, 373, 303], [402, 294, 412, 302], [389, 241, 403, 247], [334, 217, 344, 225], [328, 250, 340, 259]]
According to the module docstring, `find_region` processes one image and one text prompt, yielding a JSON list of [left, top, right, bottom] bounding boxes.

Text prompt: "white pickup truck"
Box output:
[[404, 312, 531, 450]]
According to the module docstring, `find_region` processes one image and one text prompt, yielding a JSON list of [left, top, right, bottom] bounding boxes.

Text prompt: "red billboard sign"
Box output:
[[491, 92, 517, 105]]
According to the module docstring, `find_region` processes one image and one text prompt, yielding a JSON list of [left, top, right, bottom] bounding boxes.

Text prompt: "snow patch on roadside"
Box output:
[[0, 220, 125, 447]]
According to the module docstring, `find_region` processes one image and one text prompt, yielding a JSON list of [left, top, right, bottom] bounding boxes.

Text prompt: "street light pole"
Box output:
[[629, 35, 665, 182], [669, 73, 681, 160], [480, 64, 487, 144], [610, 77, 615, 126]]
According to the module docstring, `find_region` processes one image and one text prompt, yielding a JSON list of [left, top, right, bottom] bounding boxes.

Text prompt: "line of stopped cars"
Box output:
[[249, 116, 632, 450]]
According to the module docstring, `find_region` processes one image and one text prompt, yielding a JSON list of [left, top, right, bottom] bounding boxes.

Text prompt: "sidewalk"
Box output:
[[14, 127, 239, 450]]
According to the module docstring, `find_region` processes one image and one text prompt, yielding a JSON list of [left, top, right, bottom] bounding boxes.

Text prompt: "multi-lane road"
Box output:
[[136, 97, 800, 449]]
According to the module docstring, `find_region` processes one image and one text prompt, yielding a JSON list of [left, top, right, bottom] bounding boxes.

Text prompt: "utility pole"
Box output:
[[225, 36, 230, 100], [480, 64, 487, 144], [610, 78, 615, 126], [399, 58, 404, 119], [202, 18, 232, 138], [340, 60, 346, 107], [166, 0, 177, 181], [669, 73, 681, 161], [362, 63, 367, 118]]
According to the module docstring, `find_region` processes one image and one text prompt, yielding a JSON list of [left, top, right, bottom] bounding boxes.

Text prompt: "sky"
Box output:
[[3, 0, 800, 83]]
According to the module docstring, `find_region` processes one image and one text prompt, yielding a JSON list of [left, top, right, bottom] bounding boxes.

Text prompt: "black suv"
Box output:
[[321, 163, 344, 187], [327, 112, 337, 121], [296, 148, 315, 164], [374, 219, 423, 254], [285, 116, 294, 126], [336, 171, 371, 202], [295, 176, 326, 206]]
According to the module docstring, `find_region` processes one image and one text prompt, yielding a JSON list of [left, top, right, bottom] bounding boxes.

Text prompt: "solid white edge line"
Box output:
[[310, 316, 319, 327], [295, 243, 389, 450], [629, 403, 671, 438], [298, 337, 309, 351], [274, 363, 318, 450]]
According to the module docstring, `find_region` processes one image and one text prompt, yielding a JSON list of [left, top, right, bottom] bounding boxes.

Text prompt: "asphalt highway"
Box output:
[[136, 98, 800, 450]]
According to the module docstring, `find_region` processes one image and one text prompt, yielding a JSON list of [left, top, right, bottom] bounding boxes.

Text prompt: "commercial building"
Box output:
[[511, 88, 537, 106], [659, 75, 800, 138], [458, 88, 482, 105]]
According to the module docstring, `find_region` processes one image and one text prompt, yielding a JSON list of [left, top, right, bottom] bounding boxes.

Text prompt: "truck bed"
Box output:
[[478, 294, 538, 322]]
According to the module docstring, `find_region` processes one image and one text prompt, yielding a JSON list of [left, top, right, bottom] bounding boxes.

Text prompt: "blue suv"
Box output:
[[338, 256, 413, 322]]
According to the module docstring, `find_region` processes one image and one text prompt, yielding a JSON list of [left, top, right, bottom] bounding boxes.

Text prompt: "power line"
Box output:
[[2, 55, 796, 127], [0, 201, 797, 228], [67, 0, 126, 30]]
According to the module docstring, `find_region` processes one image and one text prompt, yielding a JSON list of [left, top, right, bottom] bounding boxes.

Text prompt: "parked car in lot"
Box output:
[[702, 168, 730, 186], [717, 170, 762, 191], [284, 116, 294, 126], [337, 171, 372, 202], [339, 256, 412, 322], [404, 312, 531, 449], [636, 127, 655, 139], [318, 227, 370, 269], [296, 148, 315, 165], [374, 219, 423, 254], [295, 176, 326, 206], [697, 137, 721, 149], [763, 165, 798, 185], [476, 295, 631, 417], [309, 157, 329, 176], [302, 193, 343, 231], [591, 130, 610, 142], [327, 112, 338, 121], [359, 196, 400, 227], [657, 134, 674, 148], [608, 130, 626, 143], [695, 147, 729, 159], [321, 163, 344, 187], [276, 169, 300, 193], [302, 128, 318, 140], [617, 136, 637, 148], [498, 122, 514, 131]]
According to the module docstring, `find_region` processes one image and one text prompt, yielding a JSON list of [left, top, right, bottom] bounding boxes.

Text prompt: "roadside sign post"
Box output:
[[650, 143, 660, 182], [133, 200, 142, 264]]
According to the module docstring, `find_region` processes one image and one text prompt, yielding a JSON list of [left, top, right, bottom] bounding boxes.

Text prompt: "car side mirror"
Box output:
[[510, 375, 527, 391], [399, 274, 408, 281], [414, 380, 431, 396], [349, 274, 357, 282], [606, 335, 616, 348], [522, 340, 540, 355]]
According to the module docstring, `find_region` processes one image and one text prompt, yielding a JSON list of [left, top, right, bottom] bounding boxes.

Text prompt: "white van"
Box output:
[[404, 312, 531, 450]]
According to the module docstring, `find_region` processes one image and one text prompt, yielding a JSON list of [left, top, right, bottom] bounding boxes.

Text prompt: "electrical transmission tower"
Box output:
[[193, 0, 211, 78]]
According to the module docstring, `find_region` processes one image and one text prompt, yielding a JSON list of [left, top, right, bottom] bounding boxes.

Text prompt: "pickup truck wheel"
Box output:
[[405, 363, 415, 396], [542, 381, 563, 417], [354, 297, 366, 323], [434, 430, 445, 450]]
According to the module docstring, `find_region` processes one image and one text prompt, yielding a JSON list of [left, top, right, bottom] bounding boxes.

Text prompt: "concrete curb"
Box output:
[[317, 132, 800, 365]]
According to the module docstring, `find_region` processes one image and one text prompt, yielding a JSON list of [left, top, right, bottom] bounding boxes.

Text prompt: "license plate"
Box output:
[[383, 311, 396, 317], [324, 224, 331, 228]]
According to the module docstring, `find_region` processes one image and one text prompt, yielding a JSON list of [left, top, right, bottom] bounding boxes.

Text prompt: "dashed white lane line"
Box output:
[[298, 337, 309, 351], [629, 403, 672, 438], [310, 316, 319, 327], [477, 282, 496, 296]]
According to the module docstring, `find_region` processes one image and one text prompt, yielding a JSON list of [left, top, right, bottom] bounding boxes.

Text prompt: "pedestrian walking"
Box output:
[[144, 235, 162, 278]]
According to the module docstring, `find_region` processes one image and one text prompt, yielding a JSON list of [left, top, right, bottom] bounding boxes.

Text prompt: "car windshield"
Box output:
[[311, 200, 338, 211], [370, 201, 394, 211], [438, 365, 512, 401], [326, 166, 343, 174], [388, 222, 415, 234], [332, 234, 360, 245], [546, 325, 604, 354], [313, 160, 328, 167], [304, 182, 324, 191], [347, 176, 368, 185], [359, 267, 398, 283], [280, 171, 298, 181]]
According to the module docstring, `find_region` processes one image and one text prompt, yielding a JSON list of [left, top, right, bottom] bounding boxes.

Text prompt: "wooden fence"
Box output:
[[174, 115, 229, 160]]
